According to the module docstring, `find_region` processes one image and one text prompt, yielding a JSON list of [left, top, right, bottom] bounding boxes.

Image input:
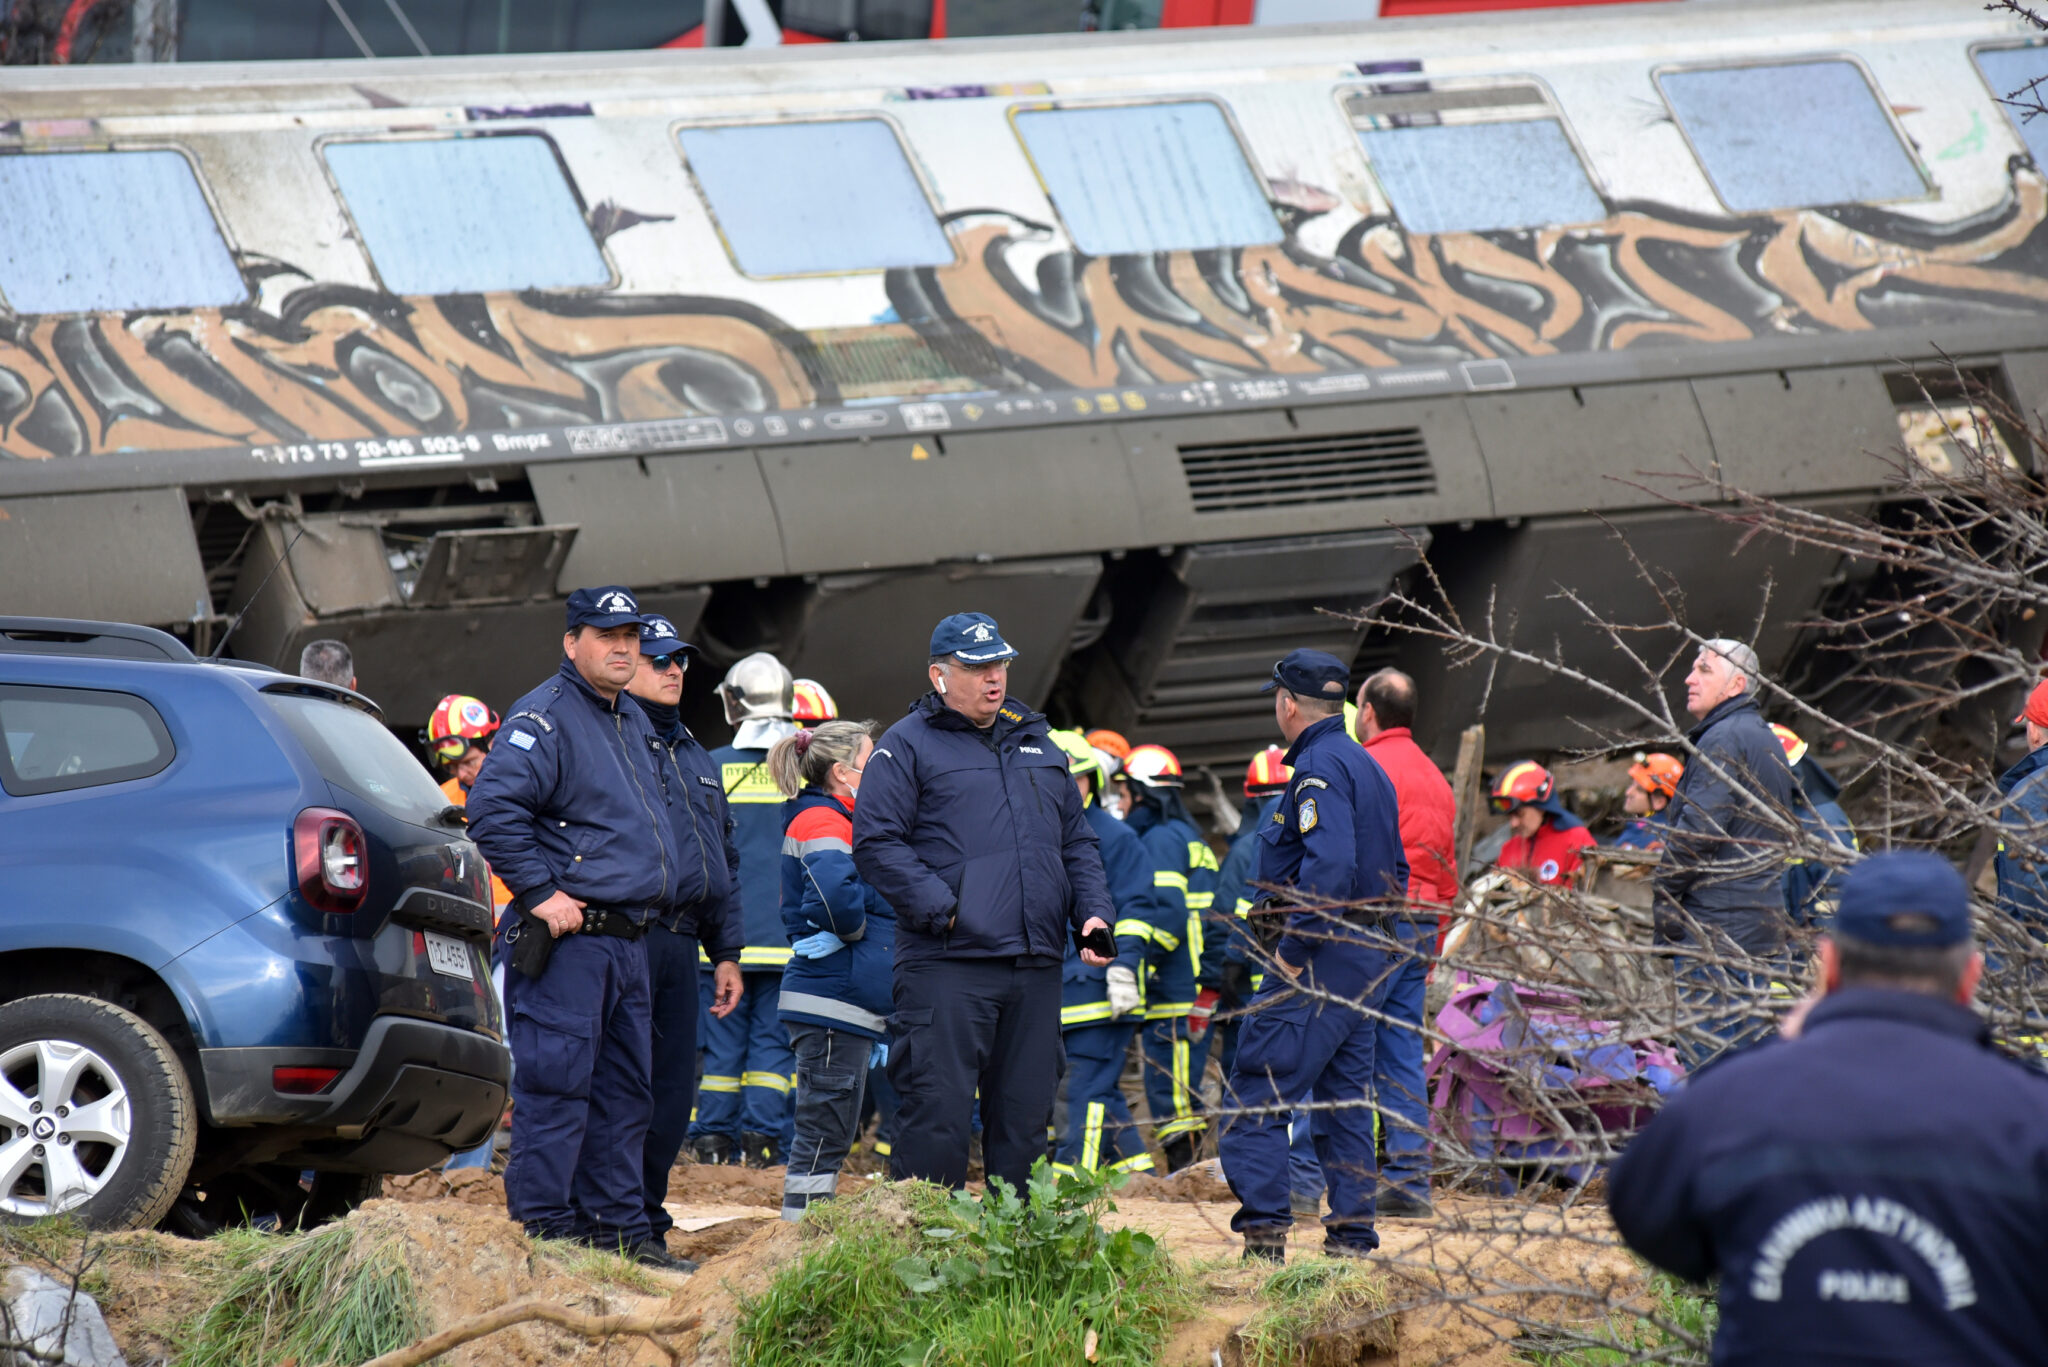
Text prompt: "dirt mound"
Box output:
[[664, 1160, 872, 1209], [384, 1165, 507, 1208], [1120, 1157, 1234, 1204], [654, 1220, 807, 1366]]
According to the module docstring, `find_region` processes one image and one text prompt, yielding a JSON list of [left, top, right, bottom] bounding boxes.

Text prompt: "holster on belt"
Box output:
[[1244, 895, 1290, 952], [506, 891, 558, 981]]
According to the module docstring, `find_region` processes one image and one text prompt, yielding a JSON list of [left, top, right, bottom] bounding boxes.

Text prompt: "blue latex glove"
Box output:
[[791, 930, 845, 960], [869, 1040, 889, 1069]]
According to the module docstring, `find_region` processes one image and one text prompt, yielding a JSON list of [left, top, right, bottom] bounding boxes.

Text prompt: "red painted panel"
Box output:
[[930, 0, 948, 38], [1380, 0, 1671, 13]]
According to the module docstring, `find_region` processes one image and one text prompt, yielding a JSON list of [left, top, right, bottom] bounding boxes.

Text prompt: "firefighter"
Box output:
[[1215, 745, 1293, 1075], [1614, 752, 1683, 850], [1771, 724, 1858, 926], [423, 693, 512, 910], [688, 653, 801, 1167], [1492, 761, 1596, 887], [1122, 742, 1224, 1173], [792, 678, 838, 728]]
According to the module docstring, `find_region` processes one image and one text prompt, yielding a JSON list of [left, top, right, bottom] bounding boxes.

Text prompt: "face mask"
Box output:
[[1101, 793, 1125, 820]]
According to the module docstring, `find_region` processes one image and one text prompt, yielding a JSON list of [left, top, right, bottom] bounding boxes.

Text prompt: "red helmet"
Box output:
[[1628, 752, 1684, 800], [423, 694, 498, 767], [1244, 746, 1292, 796], [792, 679, 838, 727], [1123, 743, 1184, 789], [1489, 760, 1554, 813]]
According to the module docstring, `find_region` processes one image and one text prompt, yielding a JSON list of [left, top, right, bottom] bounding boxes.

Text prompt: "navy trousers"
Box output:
[[690, 967, 795, 1156], [890, 957, 1062, 1194], [1219, 937, 1397, 1252], [640, 925, 699, 1241], [1056, 1021, 1151, 1173], [1141, 1016, 1207, 1143], [1373, 918, 1433, 1200], [504, 932, 652, 1248]]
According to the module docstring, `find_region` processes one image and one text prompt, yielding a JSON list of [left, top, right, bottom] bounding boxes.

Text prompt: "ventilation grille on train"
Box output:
[[1178, 428, 1436, 512]]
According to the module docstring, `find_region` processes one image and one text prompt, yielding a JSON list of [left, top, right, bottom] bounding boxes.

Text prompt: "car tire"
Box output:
[[0, 994, 197, 1230]]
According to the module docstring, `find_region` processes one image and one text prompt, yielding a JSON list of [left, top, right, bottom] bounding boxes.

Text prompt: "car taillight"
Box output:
[[293, 807, 368, 913]]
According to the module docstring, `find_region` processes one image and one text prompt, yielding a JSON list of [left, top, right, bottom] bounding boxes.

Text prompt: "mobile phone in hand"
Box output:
[[1079, 924, 1115, 958]]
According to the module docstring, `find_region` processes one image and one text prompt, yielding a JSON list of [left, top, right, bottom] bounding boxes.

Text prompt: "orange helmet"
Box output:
[[423, 694, 498, 766], [792, 679, 838, 727], [1489, 760, 1554, 813], [1085, 729, 1132, 760], [1245, 746, 1292, 796], [1627, 752, 1684, 800], [1768, 723, 1808, 767], [1123, 743, 1184, 789]]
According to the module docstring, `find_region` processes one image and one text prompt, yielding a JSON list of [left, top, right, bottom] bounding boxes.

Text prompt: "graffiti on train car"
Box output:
[[3, 163, 2046, 461]]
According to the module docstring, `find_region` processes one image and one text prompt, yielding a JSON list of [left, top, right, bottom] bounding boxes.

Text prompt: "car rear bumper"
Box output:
[[199, 1015, 510, 1172]]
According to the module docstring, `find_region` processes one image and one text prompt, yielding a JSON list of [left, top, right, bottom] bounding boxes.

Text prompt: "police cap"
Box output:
[[931, 612, 1018, 664], [1834, 851, 1972, 948], [638, 614, 701, 659], [1260, 648, 1350, 701], [566, 585, 648, 631]]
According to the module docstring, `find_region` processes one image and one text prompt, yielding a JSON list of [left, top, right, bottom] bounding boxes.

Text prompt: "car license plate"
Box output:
[[424, 931, 474, 980]]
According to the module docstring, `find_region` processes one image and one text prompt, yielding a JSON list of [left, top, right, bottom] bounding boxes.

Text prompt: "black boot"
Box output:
[[741, 1131, 778, 1169], [1243, 1234, 1286, 1265], [1162, 1135, 1197, 1174], [690, 1133, 735, 1166]]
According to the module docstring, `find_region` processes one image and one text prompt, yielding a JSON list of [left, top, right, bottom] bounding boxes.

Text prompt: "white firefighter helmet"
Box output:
[[719, 652, 795, 726]]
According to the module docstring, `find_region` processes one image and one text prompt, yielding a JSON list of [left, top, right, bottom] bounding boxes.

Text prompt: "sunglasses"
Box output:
[[645, 653, 688, 673], [432, 736, 486, 765], [1487, 794, 1523, 814]]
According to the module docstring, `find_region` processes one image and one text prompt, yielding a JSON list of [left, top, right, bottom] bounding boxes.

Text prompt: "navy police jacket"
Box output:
[[711, 740, 795, 971], [852, 693, 1114, 963], [1608, 988, 2048, 1366], [1060, 802, 1158, 1030], [467, 658, 679, 919], [643, 709, 745, 960], [778, 788, 895, 1039], [1260, 715, 1408, 972]]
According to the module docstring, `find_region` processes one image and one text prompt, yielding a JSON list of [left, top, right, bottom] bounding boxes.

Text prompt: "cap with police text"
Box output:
[[1834, 851, 1971, 948], [931, 612, 1019, 664], [2016, 679, 2048, 728], [1260, 648, 1351, 700], [639, 615, 701, 658], [566, 586, 648, 631]]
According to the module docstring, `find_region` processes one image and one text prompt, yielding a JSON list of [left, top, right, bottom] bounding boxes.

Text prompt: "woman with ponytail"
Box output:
[[768, 718, 895, 1221]]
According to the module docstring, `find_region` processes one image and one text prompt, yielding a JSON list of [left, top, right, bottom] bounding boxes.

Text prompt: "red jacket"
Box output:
[[1361, 727, 1460, 907], [1500, 814, 1596, 887]]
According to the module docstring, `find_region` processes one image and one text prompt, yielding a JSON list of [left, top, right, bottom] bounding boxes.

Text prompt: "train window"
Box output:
[[324, 135, 609, 295], [1975, 46, 2048, 166], [1011, 102, 1282, 255], [0, 150, 245, 315], [676, 120, 952, 277], [1657, 61, 1925, 212], [1345, 84, 1604, 234]]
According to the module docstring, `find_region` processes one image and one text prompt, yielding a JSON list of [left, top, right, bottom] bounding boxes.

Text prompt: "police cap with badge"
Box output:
[[1260, 648, 1351, 705], [565, 584, 649, 631], [932, 611, 1020, 664]]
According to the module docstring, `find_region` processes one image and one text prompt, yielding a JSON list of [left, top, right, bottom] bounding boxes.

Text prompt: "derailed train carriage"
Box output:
[[1, 0, 2045, 763]]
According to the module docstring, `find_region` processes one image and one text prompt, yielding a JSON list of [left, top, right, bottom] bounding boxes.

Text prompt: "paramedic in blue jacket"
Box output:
[[765, 719, 894, 1222], [852, 612, 1117, 1194], [1218, 649, 1409, 1263], [1609, 852, 2048, 1367], [624, 616, 745, 1261], [1050, 730, 1159, 1176], [466, 586, 681, 1268], [690, 652, 800, 1168]]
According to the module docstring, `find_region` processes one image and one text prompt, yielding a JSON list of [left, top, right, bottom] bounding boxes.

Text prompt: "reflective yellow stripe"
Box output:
[[1114, 918, 1153, 941], [1150, 926, 1181, 952], [1188, 842, 1219, 873], [1109, 1150, 1156, 1174], [723, 762, 787, 804], [873, 1140, 892, 1156], [1082, 1101, 1104, 1171], [698, 946, 713, 967], [1250, 972, 1264, 992], [1154, 871, 1189, 893], [1062, 1001, 1114, 1027], [739, 946, 794, 968], [700, 1075, 740, 1093], [1184, 892, 1215, 910], [1187, 913, 1205, 976], [741, 1070, 793, 1093], [1145, 1001, 1193, 1020], [1233, 898, 1251, 918]]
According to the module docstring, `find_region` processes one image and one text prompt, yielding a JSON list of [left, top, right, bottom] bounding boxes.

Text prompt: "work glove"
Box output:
[[1105, 965, 1141, 1018], [869, 1040, 889, 1069], [1186, 987, 1222, 1041], [791, 930, 845, 960]]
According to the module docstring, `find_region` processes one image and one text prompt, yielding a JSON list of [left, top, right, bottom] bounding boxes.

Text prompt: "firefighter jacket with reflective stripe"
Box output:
[[777, 788, 894, 1038], [466, 658, 679, 919], [1061, 800, 1160, 1030], [1216, 794, 1285, 967], [1127, 803, 1221, 1019], [711, 741, 795, 969]]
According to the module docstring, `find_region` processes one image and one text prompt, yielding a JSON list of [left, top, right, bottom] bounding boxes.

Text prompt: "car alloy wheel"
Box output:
[[0, 1038, 133, 1218]]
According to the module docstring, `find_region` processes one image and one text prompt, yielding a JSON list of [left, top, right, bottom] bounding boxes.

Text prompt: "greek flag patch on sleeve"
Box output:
[[508, 730, 536, 751]]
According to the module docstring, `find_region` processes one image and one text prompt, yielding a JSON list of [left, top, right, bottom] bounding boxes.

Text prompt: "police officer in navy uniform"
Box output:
[[1218, 649, 1409, 1263], [465, 586, 682, 1268], [623, 615, 746, 1263], [852, 612, 1118, 1194], [1608, 851, 2048, 1366]]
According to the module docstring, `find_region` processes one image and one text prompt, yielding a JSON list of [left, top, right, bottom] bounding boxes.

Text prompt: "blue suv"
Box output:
[[0, 617, 510, 1231]]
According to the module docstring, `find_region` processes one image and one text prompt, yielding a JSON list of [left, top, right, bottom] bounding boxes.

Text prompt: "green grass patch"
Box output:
[[1234, 1258, 1393, 1367], [733, 1162, 1193, 1367], [536, 1240, 669, 1296], [1516, 1272, 1717, 1366], [178, 1220, 424, 1367]]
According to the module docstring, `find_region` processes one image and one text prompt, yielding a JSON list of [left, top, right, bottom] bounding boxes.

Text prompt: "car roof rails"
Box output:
[[259, 678, 384, 720], [0, 617, 196, 663]]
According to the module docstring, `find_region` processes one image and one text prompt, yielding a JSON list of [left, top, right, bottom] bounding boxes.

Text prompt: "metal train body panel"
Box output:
[[1, 0, 2044, 762]]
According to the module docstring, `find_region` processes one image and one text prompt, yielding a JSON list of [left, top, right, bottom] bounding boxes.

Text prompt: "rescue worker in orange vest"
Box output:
[[425, 693, 513, 909], [1492, 761, 1596, 888], [1614, 753, 1683, 851]]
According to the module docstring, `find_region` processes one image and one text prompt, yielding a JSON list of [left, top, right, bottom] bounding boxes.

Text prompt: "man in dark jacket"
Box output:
[[851, 612, 1117, 1193], [466, 586, 680, 1267], [1654, 638, 1801, 1066], [624, 616, 745, 1261], [1609, 851, 2048, 1367]]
